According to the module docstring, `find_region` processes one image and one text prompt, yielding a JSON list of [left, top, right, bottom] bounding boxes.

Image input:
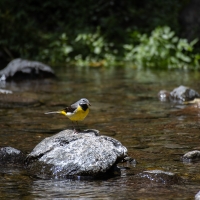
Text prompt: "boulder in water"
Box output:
[[26, 129, 128, 179], [0, 58, 55, 81]]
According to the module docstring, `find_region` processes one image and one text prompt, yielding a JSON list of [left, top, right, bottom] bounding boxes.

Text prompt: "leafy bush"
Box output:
[[72, 29, 117, 67], [124, 26, 200, 69], [1, 0, 199, 69], [36, 26, 200, 69], [39, 33, 73, 64]]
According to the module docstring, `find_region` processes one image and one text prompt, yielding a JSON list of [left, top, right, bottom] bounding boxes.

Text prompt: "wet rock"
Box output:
[[170, 85, 200, 101], [157, 90, 170, 102], [26, 129, 128, 179], [122, 156, 137, 167], [195, 191, 200, 200], [135, 170, 182, 185], [158, 85, 200, 103], [0, 58, 55, 81], [0, 147, 25, 166], [0, 89, 12, 94], [182, 150, 200, 162]]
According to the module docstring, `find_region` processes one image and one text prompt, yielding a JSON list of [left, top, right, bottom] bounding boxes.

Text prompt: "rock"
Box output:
[[170, 85, 200, 102], [182, 150, 200, 162], [158, 85, 200, 103], [135, 170, 182, 185], [0, 74, 6, 81], [0, 89, 12, 94], [122, 156, 137, 167], [0, 147, 25, 166], [26, 129, 128, 179], [157, 90, 170, 101], [0, 58, 55, 81], [195, 191, 200, 200]]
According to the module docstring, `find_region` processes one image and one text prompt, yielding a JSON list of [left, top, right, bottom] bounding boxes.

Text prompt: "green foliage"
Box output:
[[0, 0, 199, 69], [124, 26, 200, 69], [5, 25, 199, 69], [39, 33, 73, 63], [36, 29, 118, 67], [72, 30, 117, 66]]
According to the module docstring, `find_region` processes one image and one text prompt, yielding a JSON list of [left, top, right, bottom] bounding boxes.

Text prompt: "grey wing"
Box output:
[[70, 101, 79, 110]]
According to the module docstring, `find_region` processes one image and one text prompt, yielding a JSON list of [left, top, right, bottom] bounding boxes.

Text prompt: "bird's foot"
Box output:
[[72, 127, 81, 134], [73, 129, 80, 134]]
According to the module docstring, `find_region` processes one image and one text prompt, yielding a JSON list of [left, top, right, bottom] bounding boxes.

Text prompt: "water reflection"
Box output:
[[0, 66, 200, 199]]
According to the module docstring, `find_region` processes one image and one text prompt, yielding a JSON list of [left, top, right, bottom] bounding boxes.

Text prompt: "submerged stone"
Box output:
[[182, 150, 200, 162], [26, 129, 128, 179], [0, 147, 25, 166], [0, 89, 12, 94], [0, 58, 55, 81], [157, 90, 170, 102], [170, 85, 200, 102], [158, 85, 200, 103], [135, 170, 182, 185]]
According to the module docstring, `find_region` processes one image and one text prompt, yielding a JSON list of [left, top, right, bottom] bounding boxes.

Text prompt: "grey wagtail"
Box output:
[[45, 98, 91, 132]]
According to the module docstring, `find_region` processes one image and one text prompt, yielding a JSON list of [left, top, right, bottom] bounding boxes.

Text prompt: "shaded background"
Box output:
[[1, 0, 200, 68]]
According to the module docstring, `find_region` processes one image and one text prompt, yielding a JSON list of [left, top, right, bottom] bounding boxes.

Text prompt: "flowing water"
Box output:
[[0, 66, 200, 199]]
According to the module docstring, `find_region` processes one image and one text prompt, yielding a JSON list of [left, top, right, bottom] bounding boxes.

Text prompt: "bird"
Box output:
[[45, 98, 91, 132]]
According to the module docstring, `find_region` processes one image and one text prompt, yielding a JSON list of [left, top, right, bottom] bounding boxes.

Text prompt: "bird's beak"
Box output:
[[88, 103, 91, 106]]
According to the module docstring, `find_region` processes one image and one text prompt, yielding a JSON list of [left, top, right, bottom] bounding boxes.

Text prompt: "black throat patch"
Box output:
[[80, 104, 88, 111]]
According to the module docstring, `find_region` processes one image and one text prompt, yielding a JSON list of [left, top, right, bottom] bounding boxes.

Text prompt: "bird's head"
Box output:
[[79, 98, 91, 107]]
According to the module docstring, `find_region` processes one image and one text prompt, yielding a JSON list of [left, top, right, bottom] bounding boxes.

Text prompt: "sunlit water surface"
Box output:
[[0, 66, 200, 199]]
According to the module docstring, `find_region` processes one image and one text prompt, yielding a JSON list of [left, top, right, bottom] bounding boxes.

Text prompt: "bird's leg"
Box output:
[[71, 121, 78, 134], [76, 121, 81, 132], [71, 121, 74, 130], [71, 121, 76, 133]]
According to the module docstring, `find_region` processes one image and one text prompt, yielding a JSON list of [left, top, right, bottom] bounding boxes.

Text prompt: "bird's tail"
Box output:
[[45, 111, 61, 114], [45, 110, 66, 116]]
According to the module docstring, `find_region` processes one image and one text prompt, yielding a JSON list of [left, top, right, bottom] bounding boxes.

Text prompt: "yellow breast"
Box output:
[[66, 105, 89, 121]]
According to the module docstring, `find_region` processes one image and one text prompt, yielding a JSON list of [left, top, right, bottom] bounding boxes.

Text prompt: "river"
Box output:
[[0, 66, 200, 199]]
